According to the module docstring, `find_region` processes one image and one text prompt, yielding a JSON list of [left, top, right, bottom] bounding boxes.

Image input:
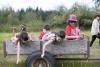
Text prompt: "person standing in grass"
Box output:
[[90, 14, 100, 47]]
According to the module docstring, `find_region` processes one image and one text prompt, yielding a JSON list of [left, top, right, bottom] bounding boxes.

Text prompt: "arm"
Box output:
[[66, 36, 79, 39], [41, 40, 54, 58], [66, 35, 83, 39], [96, 27, 98, 35], [65, 26, 71, 36], [39, 32, 45, 40], [16, 41, 20, 64], [94, 21, 99, 35]]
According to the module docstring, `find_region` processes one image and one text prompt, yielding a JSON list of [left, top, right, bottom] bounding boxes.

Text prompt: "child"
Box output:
[[39, 25, 50, 40], [41, 31, 65, 58], [65, 14, 81, 40], [90, 14, 100, 47], [16, 31, 29, 64], [11, 24, 32, 64], [11, 24, 31, 42]]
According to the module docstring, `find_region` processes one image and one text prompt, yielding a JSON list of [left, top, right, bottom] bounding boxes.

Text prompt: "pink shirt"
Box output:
[[75, 28, 80, 40]]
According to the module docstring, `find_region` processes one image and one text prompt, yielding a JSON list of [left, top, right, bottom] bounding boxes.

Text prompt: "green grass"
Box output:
[[82, 30, 99, 43], [0, 31, 100, 67]]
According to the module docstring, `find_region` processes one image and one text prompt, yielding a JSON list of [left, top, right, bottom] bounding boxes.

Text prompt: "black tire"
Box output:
[[25, 50, 56, 67]]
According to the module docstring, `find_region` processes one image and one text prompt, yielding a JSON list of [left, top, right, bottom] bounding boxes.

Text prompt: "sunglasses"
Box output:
[[70, 21, 76, 23]]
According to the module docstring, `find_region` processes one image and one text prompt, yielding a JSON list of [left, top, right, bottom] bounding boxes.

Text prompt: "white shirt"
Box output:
[[91, 19, 100, 35], [42, 32, 56, 41]]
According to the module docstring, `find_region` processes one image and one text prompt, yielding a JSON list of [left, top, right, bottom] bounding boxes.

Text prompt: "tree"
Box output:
[[18, 9, 25, 21], [93, 0, 100, 6]]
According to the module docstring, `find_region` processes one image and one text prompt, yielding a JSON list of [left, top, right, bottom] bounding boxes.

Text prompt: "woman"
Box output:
[[90, 14, 100, 47]]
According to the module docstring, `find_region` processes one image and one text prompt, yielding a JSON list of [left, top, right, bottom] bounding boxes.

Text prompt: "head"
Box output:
[[20, 24, 26, 31], [20, 32, 28, 43], [94, 14, 100, 21], [67, 14, 77, 27], [43, 25, 50, 33], [56, 31, 65, 42]]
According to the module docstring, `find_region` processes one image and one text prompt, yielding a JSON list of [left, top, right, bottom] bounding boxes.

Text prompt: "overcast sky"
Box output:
[[0, 0, 95, 11]]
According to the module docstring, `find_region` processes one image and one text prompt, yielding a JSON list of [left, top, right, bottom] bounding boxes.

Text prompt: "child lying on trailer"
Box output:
[[41, 31, 66, 58], [11, 24, 33, 64]]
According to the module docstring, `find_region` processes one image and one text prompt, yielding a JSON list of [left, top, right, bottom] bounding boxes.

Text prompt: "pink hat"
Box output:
[[68, 14, 77, 22]]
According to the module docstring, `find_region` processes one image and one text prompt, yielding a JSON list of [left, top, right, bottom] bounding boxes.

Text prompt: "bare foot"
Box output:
[[16, 59, 20, 64]]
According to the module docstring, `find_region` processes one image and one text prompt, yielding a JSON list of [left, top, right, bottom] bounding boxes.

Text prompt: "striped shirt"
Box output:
[[42, 32, 56, 41]]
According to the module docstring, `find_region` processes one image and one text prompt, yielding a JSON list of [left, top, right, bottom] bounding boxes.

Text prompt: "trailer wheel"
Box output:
[[25, 50, 56, 67]]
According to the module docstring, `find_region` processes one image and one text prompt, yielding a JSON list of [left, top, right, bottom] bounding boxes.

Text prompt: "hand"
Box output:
[[41, 53, 44, 58], [79, 34, 83, 39], [96, 33, 98, 37], [16, 58, 20, 64]]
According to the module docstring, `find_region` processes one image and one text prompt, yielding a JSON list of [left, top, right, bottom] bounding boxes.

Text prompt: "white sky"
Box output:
[[0, 0, 95, 11]]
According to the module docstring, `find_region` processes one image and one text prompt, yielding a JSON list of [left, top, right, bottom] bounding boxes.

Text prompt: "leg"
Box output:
[[90, 35, 96, 47], [41, 40, 54, 58], [96, 33, 100, 46]]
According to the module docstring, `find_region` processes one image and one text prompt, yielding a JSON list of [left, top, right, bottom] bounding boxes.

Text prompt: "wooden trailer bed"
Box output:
[[3, 35, 90, 58]]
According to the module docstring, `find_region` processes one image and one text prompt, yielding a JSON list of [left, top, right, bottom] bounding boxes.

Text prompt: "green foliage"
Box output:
[[93, 0, 100, 6], [0, 3, 100, 32]]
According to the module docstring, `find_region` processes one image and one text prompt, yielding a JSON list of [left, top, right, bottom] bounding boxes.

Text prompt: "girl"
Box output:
[[65, 14, 82, 40]]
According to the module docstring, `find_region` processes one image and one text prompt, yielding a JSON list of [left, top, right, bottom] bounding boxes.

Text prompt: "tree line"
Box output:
[[0, 2, 100, 32]]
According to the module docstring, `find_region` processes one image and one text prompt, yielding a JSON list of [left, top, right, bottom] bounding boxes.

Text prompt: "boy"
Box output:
[[39, 25, 50, 40], [41, 31, 65, 58]]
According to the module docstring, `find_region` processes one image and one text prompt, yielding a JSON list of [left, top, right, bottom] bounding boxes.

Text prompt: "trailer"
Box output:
[[3, 35, 90, 67]]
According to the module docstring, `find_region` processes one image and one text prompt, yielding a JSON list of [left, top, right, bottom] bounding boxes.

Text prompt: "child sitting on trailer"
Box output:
[[65, 14, 82, 40], [39, 25, 50, 40], [41, 31, 65, 58]]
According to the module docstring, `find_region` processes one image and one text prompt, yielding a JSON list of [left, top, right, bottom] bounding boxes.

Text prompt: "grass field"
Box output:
[[0, 31, 100, 67]]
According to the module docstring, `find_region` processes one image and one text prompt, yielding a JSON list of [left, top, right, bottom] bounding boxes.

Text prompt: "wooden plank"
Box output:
[[42, 40, 89, 55], [4, 35, 89, 56], [5, 40, 40, 55]]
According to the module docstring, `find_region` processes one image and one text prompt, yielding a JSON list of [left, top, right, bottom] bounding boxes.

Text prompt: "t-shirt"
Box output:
[[42, 32, 56, 41], [11, 31, 29, 43], [38, 32, 45, 40], [65, 25, 76, 40], [91, 19, 100, 35], [19, 31, 29, 41]]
